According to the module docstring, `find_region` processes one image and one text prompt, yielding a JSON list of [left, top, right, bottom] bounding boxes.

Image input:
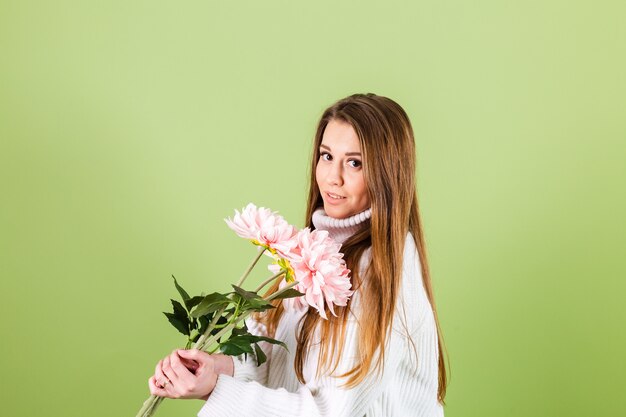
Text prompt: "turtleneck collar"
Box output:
[[311, 207, 372, 245]]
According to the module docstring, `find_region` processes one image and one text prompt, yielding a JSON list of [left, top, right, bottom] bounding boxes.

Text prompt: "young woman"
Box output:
[[149, 93, 448, 416]]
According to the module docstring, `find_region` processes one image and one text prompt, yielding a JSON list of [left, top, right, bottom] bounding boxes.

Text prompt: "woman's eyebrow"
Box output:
[[319, 144, 361, 156]]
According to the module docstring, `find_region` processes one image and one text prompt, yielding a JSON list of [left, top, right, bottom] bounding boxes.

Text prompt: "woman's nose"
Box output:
[[326, 163, 343, 186]]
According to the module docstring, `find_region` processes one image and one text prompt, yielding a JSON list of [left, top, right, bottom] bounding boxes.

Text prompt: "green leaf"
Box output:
[[219, 337, 255, 356], [225, 334, 287, 351], [254, 343, 267, 366], [185, 295, 205, 311], [231, 285, 259, 301], [163, 312, 190, 336], [270, 288, 304, 300], [230, 286, 275, 313], [250, 335, 288, 351], [172, 275, 190, 301], [242, 297, 275, 313], [191, 293, 232, 318], [197, 314, 211, 334], [170, 299, 188, 322], [231, 324, 249, 337]]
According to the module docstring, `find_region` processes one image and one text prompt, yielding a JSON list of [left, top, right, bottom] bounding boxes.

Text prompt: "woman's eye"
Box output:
[[320, 152, 332, 161], [348, 159, 362, 168]]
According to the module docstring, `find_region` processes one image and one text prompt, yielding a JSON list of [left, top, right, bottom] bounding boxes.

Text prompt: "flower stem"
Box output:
[[236, 247, 265, 287], [192, 305, 229, 350], [198, 310, 251, 351], [193, 249, 265, 349], [135, 395, 155, 417], [254, 270, 286, 293], [135, 394, 164, 417]]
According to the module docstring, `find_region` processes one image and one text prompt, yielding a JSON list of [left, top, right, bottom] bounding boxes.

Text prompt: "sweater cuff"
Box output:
[[197, 375, 261, 416]]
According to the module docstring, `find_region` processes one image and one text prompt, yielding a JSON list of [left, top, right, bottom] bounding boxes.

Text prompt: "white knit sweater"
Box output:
[[198, 209, 444, 417]]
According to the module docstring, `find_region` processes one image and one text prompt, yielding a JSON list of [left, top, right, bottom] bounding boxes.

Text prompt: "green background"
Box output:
[[1, 1, 624, 416]]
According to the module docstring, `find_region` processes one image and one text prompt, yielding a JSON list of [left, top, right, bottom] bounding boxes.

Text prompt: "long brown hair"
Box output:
[[258, 93, 448, 404]]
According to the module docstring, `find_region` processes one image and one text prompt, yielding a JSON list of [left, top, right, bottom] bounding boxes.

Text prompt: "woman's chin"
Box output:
[[324, 205, 350, 220]]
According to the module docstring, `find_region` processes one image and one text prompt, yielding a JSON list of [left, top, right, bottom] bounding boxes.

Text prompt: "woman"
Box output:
[[149, 93, 448, 416]]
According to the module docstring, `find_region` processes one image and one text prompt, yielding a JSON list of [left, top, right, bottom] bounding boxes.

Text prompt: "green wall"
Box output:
[[1, 1, 624, 416]]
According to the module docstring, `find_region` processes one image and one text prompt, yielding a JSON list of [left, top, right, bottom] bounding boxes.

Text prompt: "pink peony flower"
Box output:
[[280, 228, 353, 319], [225, 203, 298, 258]]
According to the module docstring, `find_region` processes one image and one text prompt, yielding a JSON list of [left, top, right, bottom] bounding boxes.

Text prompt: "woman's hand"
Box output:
[[148, 349, 220, 401]]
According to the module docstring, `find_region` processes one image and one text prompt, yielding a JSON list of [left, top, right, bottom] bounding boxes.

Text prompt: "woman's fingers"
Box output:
[[149, 349, 217, 400], [149, 375, 166, 396], [154, 359, 169, 388], [177, 349, 214, 373], [159, 349, 199, 397], [162, 354, 181, 385], [170, 350, 195, 379], [179, 355, 200, 373], [149, 374, 178, 398]]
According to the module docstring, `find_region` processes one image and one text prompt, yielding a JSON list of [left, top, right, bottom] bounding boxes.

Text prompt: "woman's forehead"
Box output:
[[321, 120, 361, 153]]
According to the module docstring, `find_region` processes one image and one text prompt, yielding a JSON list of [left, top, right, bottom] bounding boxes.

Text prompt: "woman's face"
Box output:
[[316, 119, 370, 219]]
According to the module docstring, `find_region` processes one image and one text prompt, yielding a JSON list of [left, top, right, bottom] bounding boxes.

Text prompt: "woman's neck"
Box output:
[[311, 207, 372, 245]]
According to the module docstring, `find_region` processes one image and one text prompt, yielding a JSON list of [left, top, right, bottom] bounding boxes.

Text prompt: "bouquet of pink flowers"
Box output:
[[135, 203, 354, 417]]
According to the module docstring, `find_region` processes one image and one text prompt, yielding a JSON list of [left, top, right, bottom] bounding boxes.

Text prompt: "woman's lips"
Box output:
[[324, 191, 346, 205]]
